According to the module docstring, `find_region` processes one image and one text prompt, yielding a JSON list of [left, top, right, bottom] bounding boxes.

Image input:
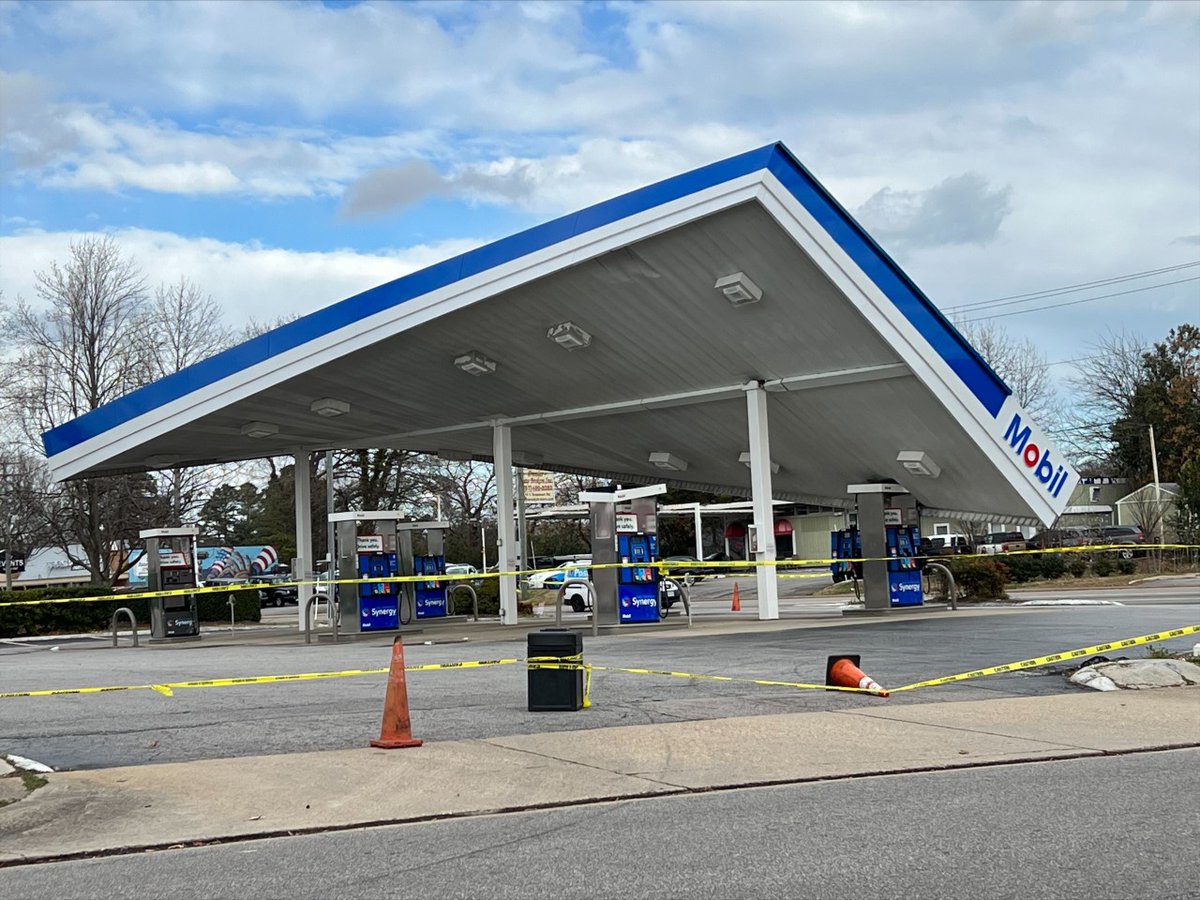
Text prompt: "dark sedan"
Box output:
[[251, 574, 299, 607]]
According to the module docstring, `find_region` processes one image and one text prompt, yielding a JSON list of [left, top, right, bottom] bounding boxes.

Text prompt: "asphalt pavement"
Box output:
[[2, 582, 1197, 899], [2, 601, 1198, 771], [1, 748, 1195, 899]]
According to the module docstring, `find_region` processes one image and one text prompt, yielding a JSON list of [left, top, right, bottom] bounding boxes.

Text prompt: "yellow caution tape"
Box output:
[[3, 543, 1196, 606], [526, 658, 877, 695], [891, 624, 1200, 692], [0, 659, 521, 700], [6, 624, 1198, 701]]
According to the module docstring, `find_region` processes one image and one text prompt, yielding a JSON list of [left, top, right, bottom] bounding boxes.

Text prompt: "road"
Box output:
[[0, 748, 1194, 899], [2, 603, 1196, 771]]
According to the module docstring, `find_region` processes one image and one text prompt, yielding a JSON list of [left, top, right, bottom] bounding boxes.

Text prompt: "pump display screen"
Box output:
[[160, 566, 196, 588]]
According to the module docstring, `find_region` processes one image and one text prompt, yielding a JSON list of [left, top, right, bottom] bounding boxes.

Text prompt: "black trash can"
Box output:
[[527, 629, 584, 711]]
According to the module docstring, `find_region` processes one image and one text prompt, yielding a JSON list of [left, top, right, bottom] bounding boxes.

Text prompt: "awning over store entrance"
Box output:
[[42, 143, 1077, 527]]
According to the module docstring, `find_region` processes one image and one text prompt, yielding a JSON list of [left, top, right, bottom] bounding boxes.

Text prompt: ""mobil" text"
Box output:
[[1003, 413, 1069, 497]]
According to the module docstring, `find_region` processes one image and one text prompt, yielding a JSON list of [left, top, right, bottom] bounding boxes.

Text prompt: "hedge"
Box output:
[[946, 558, 1008, 600], [447, 577, 501, 616], [0, 586, 261, 638], [999, 553, 1067, 583]]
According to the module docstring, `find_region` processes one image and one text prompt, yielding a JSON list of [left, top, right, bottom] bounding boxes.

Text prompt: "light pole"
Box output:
[[325, 450, 335, 576], [0, 462, 13, 592]]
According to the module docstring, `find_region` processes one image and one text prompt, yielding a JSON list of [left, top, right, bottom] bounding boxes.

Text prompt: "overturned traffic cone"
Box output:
[[370, 636, 424, 749], [731, 582, 741, 612], [826, 654, 890, 698]]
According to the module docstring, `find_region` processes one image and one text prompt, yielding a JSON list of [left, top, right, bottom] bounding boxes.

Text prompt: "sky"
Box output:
[[1, 0, 1198, 386]]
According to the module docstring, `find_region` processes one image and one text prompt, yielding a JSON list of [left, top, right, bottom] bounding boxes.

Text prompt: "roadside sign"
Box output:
[[522, 469, 556, 504]]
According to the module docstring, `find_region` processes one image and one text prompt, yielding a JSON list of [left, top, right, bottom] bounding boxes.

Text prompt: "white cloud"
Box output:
[[0, 228, 484, 327], [1, 0, 1197, 367]]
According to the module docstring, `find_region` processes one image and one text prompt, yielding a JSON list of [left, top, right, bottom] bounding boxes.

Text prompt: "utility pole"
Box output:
[[1149, 425, 1164, 545]]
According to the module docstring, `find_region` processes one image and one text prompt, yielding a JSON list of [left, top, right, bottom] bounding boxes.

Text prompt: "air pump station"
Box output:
[[139, 526, 201, 642], [329, 511, 451, 633]]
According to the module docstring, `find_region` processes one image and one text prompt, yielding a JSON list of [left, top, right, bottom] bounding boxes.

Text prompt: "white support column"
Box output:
[[493, 424, 518, 625], [693, 503, 704, 560], [744, 382, 780, 620], [293, 449, 313, 631]]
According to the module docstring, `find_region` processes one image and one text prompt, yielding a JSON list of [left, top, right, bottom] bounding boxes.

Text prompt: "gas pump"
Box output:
[[579, 484, 668, 626], [829, 528, 862, 583], [411, 521, 449, 619], [140, 527, 200, 642], [831, 524, 923, 605], [885, 522, 923, 607], [330, 512, 451, 633]]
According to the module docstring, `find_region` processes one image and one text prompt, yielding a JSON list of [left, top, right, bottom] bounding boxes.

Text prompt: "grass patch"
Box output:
[[816, 580, 860, 596], [1145, 644, 1200, 665], [19, 771, 48, 792]]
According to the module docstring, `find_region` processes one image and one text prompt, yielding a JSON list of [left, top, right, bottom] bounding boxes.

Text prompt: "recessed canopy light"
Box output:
[[310, 398, 350, 418], [738, 451, 779, 474], [241, 421, 278, 439], [897, 450, 941, 478], [546, 322, 592, 350], [455, 351, 497, 375], [144, 454, 180, 467], [648, 451, 688, 472], [714, 272, 763, 306]]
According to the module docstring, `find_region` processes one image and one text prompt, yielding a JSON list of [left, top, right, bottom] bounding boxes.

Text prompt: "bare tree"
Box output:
[[6, 236, 152, 439], [1, 236, 165, 582], [955, 320, 1056, 421], [1062, 329, 1148, 467], [147, 277, 227, 379], [145, 277, 231, 525]]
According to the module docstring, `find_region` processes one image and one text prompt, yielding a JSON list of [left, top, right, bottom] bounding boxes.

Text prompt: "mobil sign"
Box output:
[[993, 396, 1078, 509]]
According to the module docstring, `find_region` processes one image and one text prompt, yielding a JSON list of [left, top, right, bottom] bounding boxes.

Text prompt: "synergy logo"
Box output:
[[1003, 412, 1069, 498]]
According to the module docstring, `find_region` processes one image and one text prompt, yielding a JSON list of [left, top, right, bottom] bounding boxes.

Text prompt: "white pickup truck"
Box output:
[[975, 531, 1029, 555]]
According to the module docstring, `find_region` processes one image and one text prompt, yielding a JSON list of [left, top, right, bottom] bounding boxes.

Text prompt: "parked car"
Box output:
[[975, 532, 1029, 555], [1099, 525, 1146, 559], [1028, 527, 1090, 550], [920, 534, 969, 557], [250, 573, 298, 607], [661, 555, 708, 580], [563, 573, 683, 616], [527, 560, 591, 591]]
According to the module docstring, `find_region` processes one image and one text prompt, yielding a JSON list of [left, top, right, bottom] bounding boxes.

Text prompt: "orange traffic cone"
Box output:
[[825, 655, 889, 698], [370, 636, 424, 748], [731, 582, 741, 612]]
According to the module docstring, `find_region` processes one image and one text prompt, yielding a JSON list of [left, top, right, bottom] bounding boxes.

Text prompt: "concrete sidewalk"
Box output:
[[2, 689, 1196, 865]]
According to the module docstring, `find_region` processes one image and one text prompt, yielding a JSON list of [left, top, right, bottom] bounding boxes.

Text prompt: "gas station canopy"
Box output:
[[43, 143, 1076, 527]]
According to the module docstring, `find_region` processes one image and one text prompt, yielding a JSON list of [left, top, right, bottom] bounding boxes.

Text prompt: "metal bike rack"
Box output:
[[449, 583, 479, 622], [923, 562, 958, 610], [660, 577, 691, 628], [555, 579, 598, 636], [304, 594, 336, 644], [111, 607, 139, 648]]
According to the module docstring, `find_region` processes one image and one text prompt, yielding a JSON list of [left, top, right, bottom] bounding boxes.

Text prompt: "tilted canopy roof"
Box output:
[[43, 143, 1077, 526]]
